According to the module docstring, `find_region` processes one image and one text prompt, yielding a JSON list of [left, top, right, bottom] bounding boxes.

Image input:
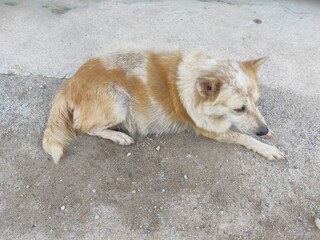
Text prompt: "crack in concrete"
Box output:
[[274, 4, 320, 18]]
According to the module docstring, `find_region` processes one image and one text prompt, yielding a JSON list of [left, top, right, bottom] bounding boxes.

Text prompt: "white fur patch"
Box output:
[[233, 62, 250, 90], [112, 86, 131, 122], [177, 52, 204, 124], [133, 100, 186, 135]]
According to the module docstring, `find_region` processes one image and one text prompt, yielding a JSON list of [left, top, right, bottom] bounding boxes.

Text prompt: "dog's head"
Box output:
[[195, 57, 269, 136]]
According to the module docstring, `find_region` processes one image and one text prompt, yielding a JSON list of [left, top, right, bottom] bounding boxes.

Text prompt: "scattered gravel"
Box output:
[[315, 218, 320, 229]]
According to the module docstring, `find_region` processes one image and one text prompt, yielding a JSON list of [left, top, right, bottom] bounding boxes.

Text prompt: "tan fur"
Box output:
[[43, 91, 76, 163], [146, 52, 194, 126], [43, 47, 284, 163]]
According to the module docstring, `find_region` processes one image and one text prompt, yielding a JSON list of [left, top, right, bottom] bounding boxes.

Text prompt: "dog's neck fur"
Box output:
[[177, 52, 232, 133]]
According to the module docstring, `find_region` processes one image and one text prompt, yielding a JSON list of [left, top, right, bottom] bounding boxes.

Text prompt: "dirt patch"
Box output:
[[0, 74, 319, 239]]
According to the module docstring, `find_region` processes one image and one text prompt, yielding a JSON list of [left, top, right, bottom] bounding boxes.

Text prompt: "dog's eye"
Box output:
[[234, 105, 246, 113]]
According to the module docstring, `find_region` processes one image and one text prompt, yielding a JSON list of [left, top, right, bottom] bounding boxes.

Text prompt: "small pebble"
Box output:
[[95, 215, 100, 220], [26, 184, 30, 189], [315, 218, 320, 229], [184, 174, 188, 180], [92, 189, 96, 193], [39, 84, 45, 89], [127, 152, 132, 157], [60, 205, 65, 211], [21, 103, 29, 107], [156, 146, 161, 151], [65, 73, 72, 78], [253, 18, 262, 24]]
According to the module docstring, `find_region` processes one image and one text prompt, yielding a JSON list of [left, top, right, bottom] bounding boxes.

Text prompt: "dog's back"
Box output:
[[43, 48, 193, 163]]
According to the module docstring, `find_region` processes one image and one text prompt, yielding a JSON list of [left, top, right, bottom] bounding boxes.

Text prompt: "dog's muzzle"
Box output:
[[256, 126, 269, 136]]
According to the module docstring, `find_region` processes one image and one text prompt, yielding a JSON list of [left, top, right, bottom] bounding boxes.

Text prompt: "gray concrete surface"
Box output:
[[0, 0, 320, 239]]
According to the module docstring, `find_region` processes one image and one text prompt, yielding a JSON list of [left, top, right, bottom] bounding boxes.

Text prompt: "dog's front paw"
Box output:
[[255, 143, 285, 161]]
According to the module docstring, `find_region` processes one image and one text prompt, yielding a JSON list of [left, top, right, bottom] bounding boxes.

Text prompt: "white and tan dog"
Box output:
[[43, 46, 284, 163]]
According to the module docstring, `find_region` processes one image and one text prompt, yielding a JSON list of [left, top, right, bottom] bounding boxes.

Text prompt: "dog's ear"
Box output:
[[242, 57, 268, 72], [196, 76, 222, 97]]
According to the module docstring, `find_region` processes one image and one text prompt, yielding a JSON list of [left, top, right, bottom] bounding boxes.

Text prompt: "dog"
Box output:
[[43, 46, 284, 163]]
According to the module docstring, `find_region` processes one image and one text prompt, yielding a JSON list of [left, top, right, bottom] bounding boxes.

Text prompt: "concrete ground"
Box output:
[[0, 0, 320, 239]]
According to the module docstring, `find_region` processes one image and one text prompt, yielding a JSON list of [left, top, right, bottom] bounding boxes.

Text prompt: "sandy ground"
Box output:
[[0, 0, 320, 239]]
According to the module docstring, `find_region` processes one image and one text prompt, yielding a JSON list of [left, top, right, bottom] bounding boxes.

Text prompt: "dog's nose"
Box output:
[[256, 126, 269, 136]]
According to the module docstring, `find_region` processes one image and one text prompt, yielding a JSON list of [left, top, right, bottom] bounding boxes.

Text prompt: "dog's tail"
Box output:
[[43, 91, 76, 164]]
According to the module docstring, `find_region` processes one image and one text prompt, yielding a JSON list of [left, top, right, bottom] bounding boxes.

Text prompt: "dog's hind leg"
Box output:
[[73, 86, 135, 145], [88, 127, 134, 145]]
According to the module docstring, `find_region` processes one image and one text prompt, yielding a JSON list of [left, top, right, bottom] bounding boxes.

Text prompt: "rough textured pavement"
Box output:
[[0, 0, 320, 239]]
